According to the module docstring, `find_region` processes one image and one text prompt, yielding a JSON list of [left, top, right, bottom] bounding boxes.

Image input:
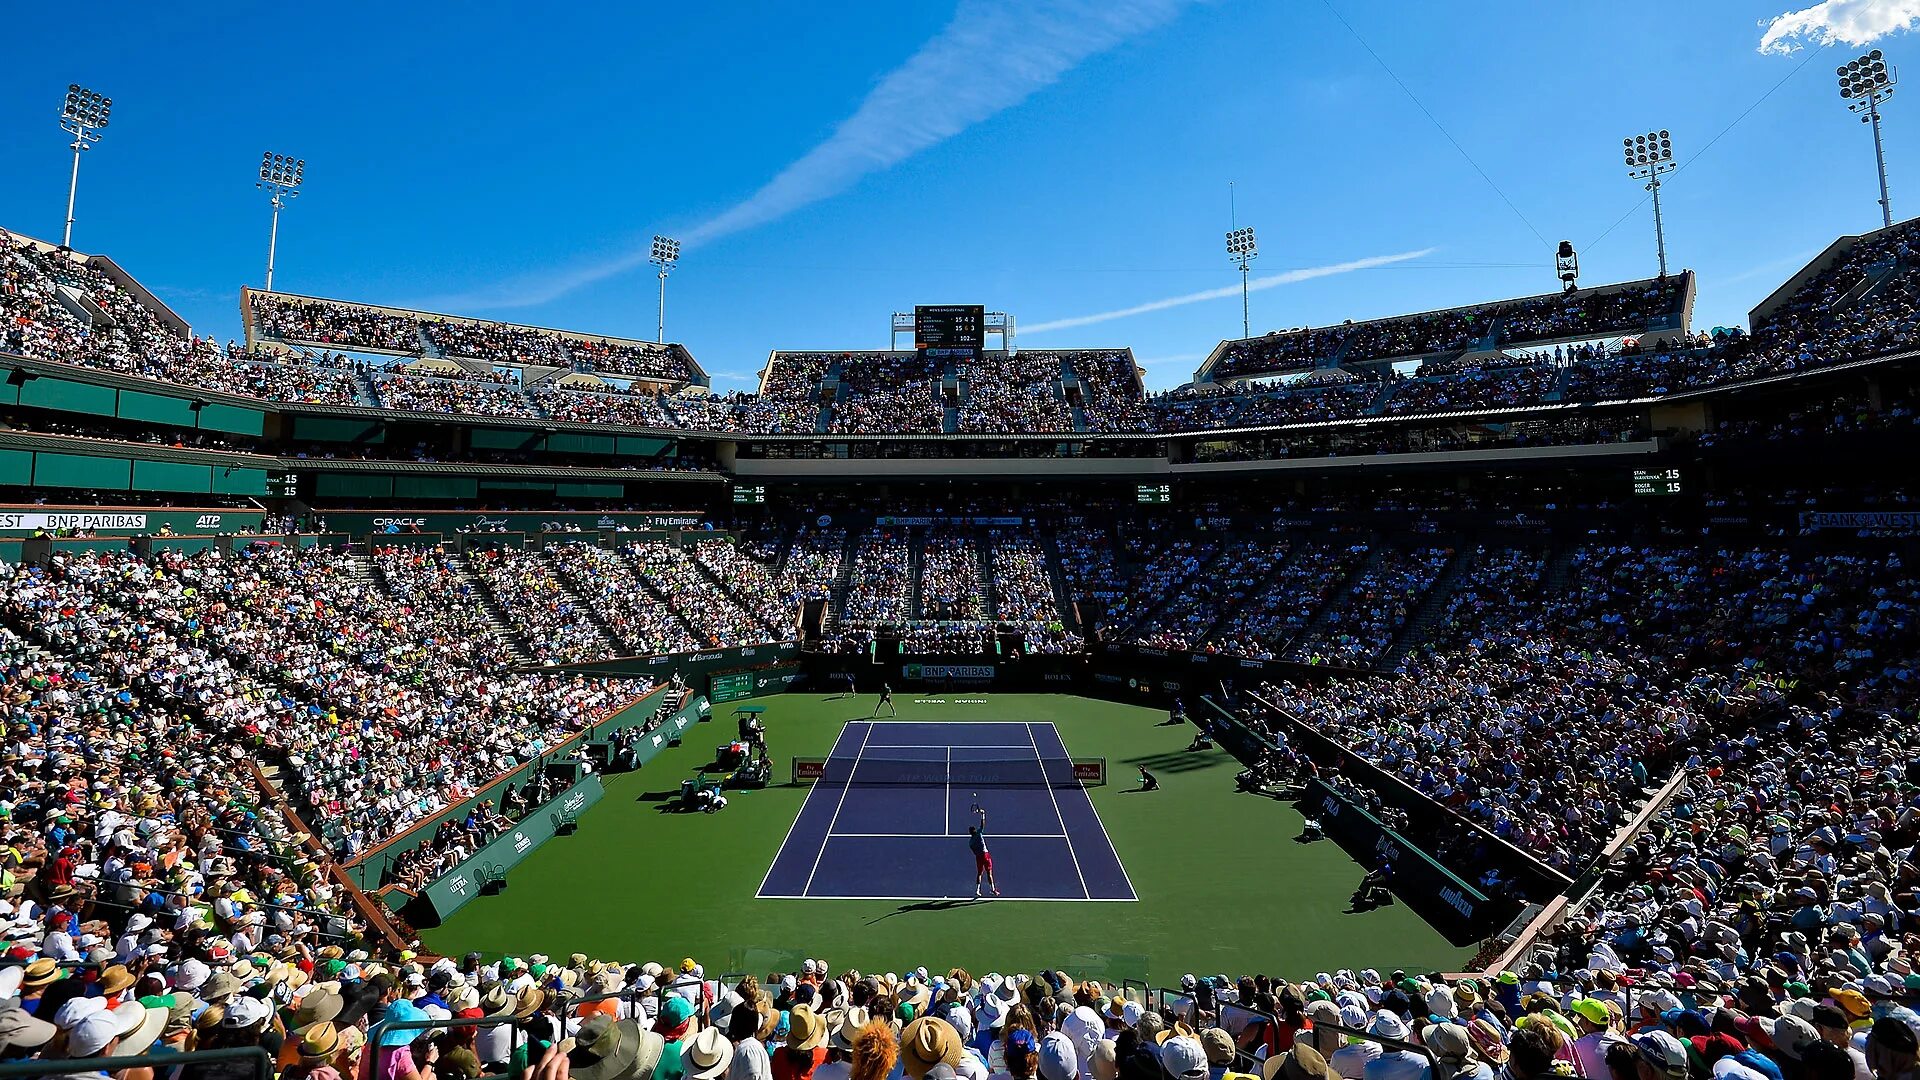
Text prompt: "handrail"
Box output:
[[343, 682, 667, 871], [0, 1047, 274, 1080], [1451, 765, 1692, 980]]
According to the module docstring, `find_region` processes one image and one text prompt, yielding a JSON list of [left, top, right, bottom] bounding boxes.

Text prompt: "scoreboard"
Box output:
[[1136, 484, 1172, 504], [731, 484, 767, 505], [914, 305, 985, 353], [1631, 468, 1682, 496], [710, 671, 755, 703]]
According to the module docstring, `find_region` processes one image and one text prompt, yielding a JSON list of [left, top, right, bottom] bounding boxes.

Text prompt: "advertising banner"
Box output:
[[0, 506, 264, 536], [322, 509, 706, 537], [419, 773, 606, 922], [1306, 779, 1501, 944]]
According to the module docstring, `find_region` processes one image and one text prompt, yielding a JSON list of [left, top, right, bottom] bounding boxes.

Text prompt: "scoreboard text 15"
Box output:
[[1631, 468, 1682, 496], [1136, 484, 1172, 504], [731, 484, 767, 505]]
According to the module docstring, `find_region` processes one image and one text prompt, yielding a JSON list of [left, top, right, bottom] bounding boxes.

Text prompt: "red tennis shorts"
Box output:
[[975, 851, 994, 875]]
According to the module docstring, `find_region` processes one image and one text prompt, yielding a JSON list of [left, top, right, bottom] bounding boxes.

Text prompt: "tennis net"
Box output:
[[791, 753, 1106, 788]]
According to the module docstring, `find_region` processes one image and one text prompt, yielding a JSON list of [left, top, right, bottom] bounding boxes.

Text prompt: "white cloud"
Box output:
[[1759, 0, 1920, 55], [1018, 249, 1438, 335], [430, 0, 1193, 311]]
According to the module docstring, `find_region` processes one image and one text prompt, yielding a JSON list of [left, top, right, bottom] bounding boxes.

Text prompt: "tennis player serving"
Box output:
[[968, 800, 1000, 897]]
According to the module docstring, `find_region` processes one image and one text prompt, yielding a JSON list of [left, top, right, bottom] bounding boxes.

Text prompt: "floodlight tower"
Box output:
[[58, 84, 112, 248], [1623, 130, 1677, 278], [1839, 50, 1897, 228], [651, 235, 680, 343], [256, 153, 306, 291], [1225, 226, 1258, 339]]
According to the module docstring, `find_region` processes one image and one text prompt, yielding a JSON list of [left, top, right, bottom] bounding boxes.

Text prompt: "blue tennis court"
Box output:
[[757, 721, 1136, 901]]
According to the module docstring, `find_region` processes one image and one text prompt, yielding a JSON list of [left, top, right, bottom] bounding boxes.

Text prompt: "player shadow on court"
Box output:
[[864, 898, 991, 925]]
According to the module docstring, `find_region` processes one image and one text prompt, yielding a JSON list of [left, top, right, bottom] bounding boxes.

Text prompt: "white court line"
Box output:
[[855, 743, 1038, 749], [758, 893, 1139, 903], [802, 722, 874, 896], [756, 721, 862, 898], [831, 832, 1068, 839], [1039, 724, 1140, 902], [1026, 723, 1090, 900], [944, 746, 951, 836]]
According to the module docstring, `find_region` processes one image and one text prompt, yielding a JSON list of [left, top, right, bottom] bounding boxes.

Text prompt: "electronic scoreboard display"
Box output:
[[731, 484, 767, 505], [914, 305, 985, 352], [1136, 484, 1172, 504], [1631, 468, 1682, 496]]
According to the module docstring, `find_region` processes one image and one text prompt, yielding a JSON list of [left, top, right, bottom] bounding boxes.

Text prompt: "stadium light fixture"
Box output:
[[256, 152, 306, 291], [1839, 49, 1897, 228], [57, 84, 112, 248], [651, 235, 681, 344], [1225, 226, 1258, 340], [1622, 129, 1677, 278]]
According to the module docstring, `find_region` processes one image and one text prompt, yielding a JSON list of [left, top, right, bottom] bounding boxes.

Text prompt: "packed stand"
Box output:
[[546, 543, 702, 656], [1128, 538, 1290, 651], [957, 354, 1072, 433], [372, 372, 542, 417], [691, 539, 801, 642], [1286, 546, 1453, 666], [1206, 541, 1372, 660], [1069, 351, 1154, 433], [920, 527, 984, 621], [829, 354, 945, 434], [250, 293, 423, 353], [621, 540, 790, 649], [468, 544, 623, 664]]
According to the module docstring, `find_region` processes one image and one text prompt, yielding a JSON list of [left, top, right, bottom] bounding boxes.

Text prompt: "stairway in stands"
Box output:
[[977, 539, 1000, 621], [825, 533, 859, 633], [1285, 545, 1383, 653], [907, 529, 928, 620], [407, 553, 537, 666], [1377, 547, 1475, 672], [1037, 530, 1081, 631], [1542, 546, 1582, 596]]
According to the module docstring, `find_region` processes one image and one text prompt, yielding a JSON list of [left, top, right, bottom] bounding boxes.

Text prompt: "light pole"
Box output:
[[1623, 130, 1677, 277], [1225, 226, 1258, 339], [256, 153, 305, 291], [650, 235, 680, 344], [1840, 50, 1897, 229], [58, 84, 111, 249]]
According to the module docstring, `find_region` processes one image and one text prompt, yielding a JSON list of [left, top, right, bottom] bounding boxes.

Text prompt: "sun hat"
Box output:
[[0, 1000, 57, 1054], [1368, 1012, 1409, 1041], [1466, 1019, 1507, 1064], [787, 1003, 827, 1052], [300, 1021, 343, 1062], [1200, 1028, 1236, 1067], [831, 1006, 873, 1052], [1631, 1031, 1689, 1078], [1039, 1031, 1079, 1080], [68, 1003, 147, 1058], [1569, 999, 1611, 1026], [377, 1000, 428, 1047], [1161, 1035, 1210, 1080], [1261, 1043, 1338, 1080], [115, 1001, 167, 1057], [683, 1026, 736, 1080], [1419, 1023, 1474, 1063], [899, 1016, 963, 1078]]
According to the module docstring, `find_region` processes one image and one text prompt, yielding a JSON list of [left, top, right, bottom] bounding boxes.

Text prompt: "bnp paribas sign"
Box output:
[[0, 507, 264, 536]]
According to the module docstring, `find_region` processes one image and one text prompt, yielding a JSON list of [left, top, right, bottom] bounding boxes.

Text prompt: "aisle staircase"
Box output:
[[1378, 547, 1475, 672]]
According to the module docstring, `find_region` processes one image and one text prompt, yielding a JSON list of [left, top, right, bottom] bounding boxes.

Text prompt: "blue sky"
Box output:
[[3, 0, 1917, 390]]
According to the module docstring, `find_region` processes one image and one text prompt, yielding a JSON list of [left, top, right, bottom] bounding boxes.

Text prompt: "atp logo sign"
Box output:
[[194, 515, 223, 530]]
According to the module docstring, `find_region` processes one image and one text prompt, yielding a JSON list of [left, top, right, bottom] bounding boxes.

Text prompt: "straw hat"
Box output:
[[787, 1004, 827, 1052]]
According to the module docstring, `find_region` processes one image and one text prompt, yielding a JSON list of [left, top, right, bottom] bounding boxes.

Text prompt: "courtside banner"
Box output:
[[1306, 779, 1500, 945], [0, 506, 264, 536], [324, 509, 705, 536]]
